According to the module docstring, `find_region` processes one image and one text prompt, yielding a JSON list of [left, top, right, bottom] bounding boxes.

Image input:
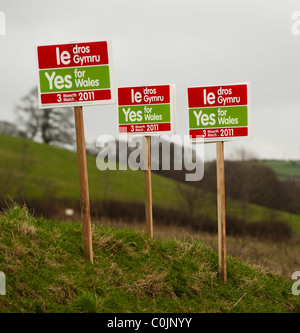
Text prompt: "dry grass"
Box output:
[[130, 269, 175, 298], [95, 217, 300, 278], [18, 221, 36, 236]]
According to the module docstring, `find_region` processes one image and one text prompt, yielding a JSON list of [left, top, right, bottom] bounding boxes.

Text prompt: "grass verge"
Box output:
[[0, 204, 299, 313]]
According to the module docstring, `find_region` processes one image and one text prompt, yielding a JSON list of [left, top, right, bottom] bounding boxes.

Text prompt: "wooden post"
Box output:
[[74, 106, 93, 263], [144, 136, 153, 238], [216, 141, 227, 281]]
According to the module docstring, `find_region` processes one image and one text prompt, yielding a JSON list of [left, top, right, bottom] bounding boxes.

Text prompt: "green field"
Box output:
[[1, 134, 300, 236], [0, 204, 299, 313], [261, 160, 300, 181], [0, 134, 180, 206]]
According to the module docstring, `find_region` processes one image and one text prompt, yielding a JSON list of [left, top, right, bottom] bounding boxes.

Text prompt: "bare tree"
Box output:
[[15, 87, 75, 147]]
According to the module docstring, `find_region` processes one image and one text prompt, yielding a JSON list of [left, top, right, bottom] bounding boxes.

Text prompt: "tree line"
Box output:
[[1, 87, 299, 217], [154, 154, 300, 216]]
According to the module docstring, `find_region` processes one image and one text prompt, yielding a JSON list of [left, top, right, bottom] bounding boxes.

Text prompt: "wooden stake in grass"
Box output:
[[216, 141, 226, 281], [144, 136, 153, 238], [74, 106, 93, 263]]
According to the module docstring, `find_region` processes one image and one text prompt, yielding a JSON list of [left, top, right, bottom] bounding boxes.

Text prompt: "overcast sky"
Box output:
[[0, 0, 300, 161]]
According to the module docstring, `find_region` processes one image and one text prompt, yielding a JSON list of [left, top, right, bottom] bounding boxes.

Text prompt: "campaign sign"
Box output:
[[36, 41, 115, 108], [118, 85, 175, 135], [188, 83, 251, 142]]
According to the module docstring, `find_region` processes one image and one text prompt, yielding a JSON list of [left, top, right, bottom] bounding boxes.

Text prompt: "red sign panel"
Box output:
[[37, 41, 109, 69], [188, 84, 248, 108], [118, 85, 170, 106], [189, 127, 248, 139]]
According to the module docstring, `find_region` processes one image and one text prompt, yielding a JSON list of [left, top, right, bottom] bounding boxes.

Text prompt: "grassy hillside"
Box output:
[[1, 134, 300, 237], [0, 204, 299, 313], [0, 134, 180, 206], [261, 160, 300, 181]]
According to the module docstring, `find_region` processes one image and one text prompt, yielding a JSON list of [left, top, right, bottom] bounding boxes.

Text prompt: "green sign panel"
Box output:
[[118, 104, 171, 125], [189, 106, 248, 129], [39, 66, 111, 93]]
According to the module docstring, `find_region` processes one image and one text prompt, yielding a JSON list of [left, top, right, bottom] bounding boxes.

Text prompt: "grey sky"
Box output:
[[0, 0, 300, 161]]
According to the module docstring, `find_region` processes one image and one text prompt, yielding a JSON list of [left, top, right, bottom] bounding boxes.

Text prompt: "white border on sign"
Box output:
[[187, 82, 251, 143], [117, 84, 176, 137], [36, 40, 116, 109]]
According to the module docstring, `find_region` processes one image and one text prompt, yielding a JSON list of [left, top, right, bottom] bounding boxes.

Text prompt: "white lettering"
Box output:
[[292, 11, 300, 36], [45, 72, 56, 90]]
